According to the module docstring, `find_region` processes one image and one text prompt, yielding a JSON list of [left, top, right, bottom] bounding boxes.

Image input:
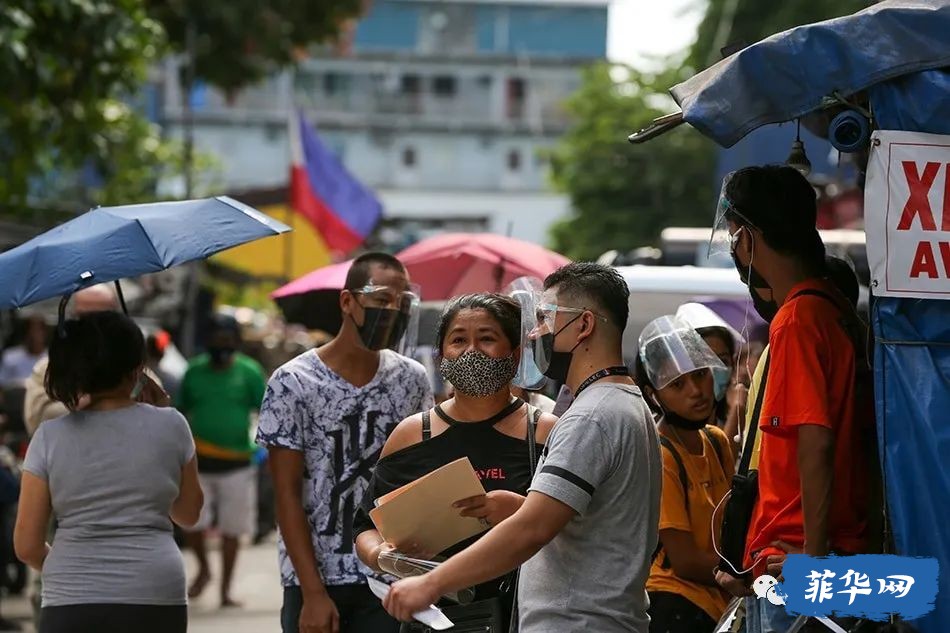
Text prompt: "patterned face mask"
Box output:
[[439, 350, 518, 398]]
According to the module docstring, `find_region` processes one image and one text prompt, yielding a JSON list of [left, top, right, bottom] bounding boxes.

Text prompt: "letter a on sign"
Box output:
[[865, 130, 950, 299]]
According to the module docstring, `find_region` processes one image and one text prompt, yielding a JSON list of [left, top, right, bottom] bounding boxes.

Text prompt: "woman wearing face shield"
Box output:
[[354, 293, 557, 632], [674, 303, 748, 441], [634, 316, 735, 633]]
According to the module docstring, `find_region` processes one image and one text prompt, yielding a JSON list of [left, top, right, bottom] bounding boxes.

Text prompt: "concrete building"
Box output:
[[158, 0, 608, 249]]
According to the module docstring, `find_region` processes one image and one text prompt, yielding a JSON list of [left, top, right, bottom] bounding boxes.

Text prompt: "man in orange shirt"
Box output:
[[711, 166, 876, 633]]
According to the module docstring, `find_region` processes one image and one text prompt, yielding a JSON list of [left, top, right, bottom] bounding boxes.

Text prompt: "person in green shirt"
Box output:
[[176, 315, 266, 608]]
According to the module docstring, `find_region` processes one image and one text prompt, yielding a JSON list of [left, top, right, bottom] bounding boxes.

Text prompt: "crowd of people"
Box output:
[[0, 164, 881, 633]]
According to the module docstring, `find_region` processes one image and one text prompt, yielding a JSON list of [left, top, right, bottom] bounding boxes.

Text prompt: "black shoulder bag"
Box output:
[[504, 404, 541, 633], [717, 353, 770, 578]]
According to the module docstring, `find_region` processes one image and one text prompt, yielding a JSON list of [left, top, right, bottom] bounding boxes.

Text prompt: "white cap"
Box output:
[[675, 302, 745, 347]]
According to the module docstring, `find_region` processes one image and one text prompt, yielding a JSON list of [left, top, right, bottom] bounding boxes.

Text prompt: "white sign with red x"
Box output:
[[865, 130, 950, 299]]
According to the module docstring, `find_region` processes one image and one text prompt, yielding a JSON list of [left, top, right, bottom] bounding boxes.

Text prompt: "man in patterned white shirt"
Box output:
[[257, 252, 433, 633]]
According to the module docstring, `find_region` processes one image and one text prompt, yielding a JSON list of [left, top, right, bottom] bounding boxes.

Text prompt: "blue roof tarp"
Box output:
[[870, 67, 950, 633], [670, 0, 950, 147]]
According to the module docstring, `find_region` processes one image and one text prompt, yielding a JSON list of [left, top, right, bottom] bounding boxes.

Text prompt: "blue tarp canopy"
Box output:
[[630, 0, 950, 147]]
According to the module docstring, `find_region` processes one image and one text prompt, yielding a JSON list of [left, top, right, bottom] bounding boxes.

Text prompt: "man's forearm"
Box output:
[[428, 512, 548, 596], [276, 496, 327, 594], [798, 428, 834, 556]]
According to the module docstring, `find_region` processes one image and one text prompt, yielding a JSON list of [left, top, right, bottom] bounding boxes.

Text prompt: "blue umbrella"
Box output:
[[629, 0, 950, 147], [0, 196, 290, 310]]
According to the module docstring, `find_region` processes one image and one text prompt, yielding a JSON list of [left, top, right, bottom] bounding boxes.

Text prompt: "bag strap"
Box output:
[[658, 435, 691, 516], [738, 354, 771, 475], [421, 409, 431, 441], [702, 427, 725, 471], [526, 404, 541, 474], [508, 404, 543, 633]]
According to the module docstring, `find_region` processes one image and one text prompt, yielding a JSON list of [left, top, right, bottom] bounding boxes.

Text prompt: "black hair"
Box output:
[[209, 314, 241, 340], [724, 165, 825, 273], [543, 262, 629, 333], [436, 293, 521, 352], [696, 326, 736, 362], [632, 352, 662, 416], [344, 252, 407, 290], [45, 311, 145, 410], [825, 255, 860, 308]]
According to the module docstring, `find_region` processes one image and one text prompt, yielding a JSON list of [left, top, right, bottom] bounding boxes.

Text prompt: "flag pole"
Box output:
[[284, 206, 295, 282]]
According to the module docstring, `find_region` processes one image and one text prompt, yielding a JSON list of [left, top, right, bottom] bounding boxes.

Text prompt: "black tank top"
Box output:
[[353, 401, 542, 602]]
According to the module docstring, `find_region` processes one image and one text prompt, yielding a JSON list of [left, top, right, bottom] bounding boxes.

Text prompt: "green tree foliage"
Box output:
[[146, 0, 364, 95], [688, 0, 871, 72], [548, 64, 716, 261], [0, 1, 173, 212]]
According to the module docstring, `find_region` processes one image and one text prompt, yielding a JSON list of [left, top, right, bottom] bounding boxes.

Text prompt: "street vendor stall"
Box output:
[[630, 2, 950, 631]]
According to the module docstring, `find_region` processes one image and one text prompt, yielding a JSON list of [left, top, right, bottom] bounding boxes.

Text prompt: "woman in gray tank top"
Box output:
[[14, 311, 203, 633]]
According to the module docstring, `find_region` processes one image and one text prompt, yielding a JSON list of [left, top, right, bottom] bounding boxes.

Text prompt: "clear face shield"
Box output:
[[350, 283, 421, 355], [708, 171, 741, 260], [505, 277, 549, 389], [638, 315, 731, 400]]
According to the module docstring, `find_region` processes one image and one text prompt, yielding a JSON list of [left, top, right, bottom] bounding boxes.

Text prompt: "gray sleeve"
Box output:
[[529, 415, 616, 515], [22, 423, 49, 481], [169, 410, 196, 466]]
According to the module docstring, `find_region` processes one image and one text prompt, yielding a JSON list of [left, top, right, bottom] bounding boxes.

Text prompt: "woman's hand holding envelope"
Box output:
[[453, 490, 525, 527]]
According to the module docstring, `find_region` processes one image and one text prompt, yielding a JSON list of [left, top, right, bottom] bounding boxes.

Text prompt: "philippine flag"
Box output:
[[289, 110, 382, 253]]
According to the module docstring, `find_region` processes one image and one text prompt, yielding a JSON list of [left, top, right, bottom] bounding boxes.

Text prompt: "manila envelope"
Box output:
[[369, 457, 488, 555]]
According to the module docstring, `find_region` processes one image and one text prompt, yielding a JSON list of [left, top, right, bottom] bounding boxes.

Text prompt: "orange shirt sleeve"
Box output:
[[759, 302, 851, 437], [658, 450, 691, 532]]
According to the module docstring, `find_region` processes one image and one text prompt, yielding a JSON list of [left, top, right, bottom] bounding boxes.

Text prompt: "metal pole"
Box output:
[[180, 15, 200, 357], [284, 206, 295, 282]]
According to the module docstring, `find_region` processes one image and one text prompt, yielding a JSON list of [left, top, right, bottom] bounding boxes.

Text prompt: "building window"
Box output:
[[324, 72, 342, 95], [433, 76, 457, 98], [401, 74, 421, 94], [402, 147, 417, 168], [506, 78, 526, 119], [507, 149, 522, 172]]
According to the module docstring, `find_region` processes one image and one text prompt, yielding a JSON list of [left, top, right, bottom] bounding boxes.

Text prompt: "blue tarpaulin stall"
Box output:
[[868, 67, 950, 633], [630, 2, 950, 630]]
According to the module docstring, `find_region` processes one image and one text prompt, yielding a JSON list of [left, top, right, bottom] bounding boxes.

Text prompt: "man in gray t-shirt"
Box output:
[[519, 382, 660, 632], [381, 263, 663, 632]]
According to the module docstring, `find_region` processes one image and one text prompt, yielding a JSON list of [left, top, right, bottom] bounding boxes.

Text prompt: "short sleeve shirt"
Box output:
[[647, 426, 734, 621], [176, 353, 266, 457], [23, 405, 195, 606], [519, 384, 662, 633], [255, 349, 433, 587], [745, 279, 873, 567]]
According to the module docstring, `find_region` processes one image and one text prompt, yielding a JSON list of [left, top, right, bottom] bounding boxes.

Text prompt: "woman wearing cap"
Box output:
[[634, 316, 735, 633]]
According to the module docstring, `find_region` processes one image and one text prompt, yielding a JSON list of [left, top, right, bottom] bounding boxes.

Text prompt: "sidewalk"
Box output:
[[1, 536, 284, 633]]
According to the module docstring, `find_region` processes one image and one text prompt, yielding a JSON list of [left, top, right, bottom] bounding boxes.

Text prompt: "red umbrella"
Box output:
[[271, 259, 352, 333], [396, 233, 570, 300]]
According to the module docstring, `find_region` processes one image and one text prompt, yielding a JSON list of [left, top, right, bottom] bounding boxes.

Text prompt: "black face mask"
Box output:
[[750, 288, 779, 322], [732, 232, 779, 323], [208, 346, 235, 365], [353, 307, 408, 351], [538, 314, 583, 384]]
